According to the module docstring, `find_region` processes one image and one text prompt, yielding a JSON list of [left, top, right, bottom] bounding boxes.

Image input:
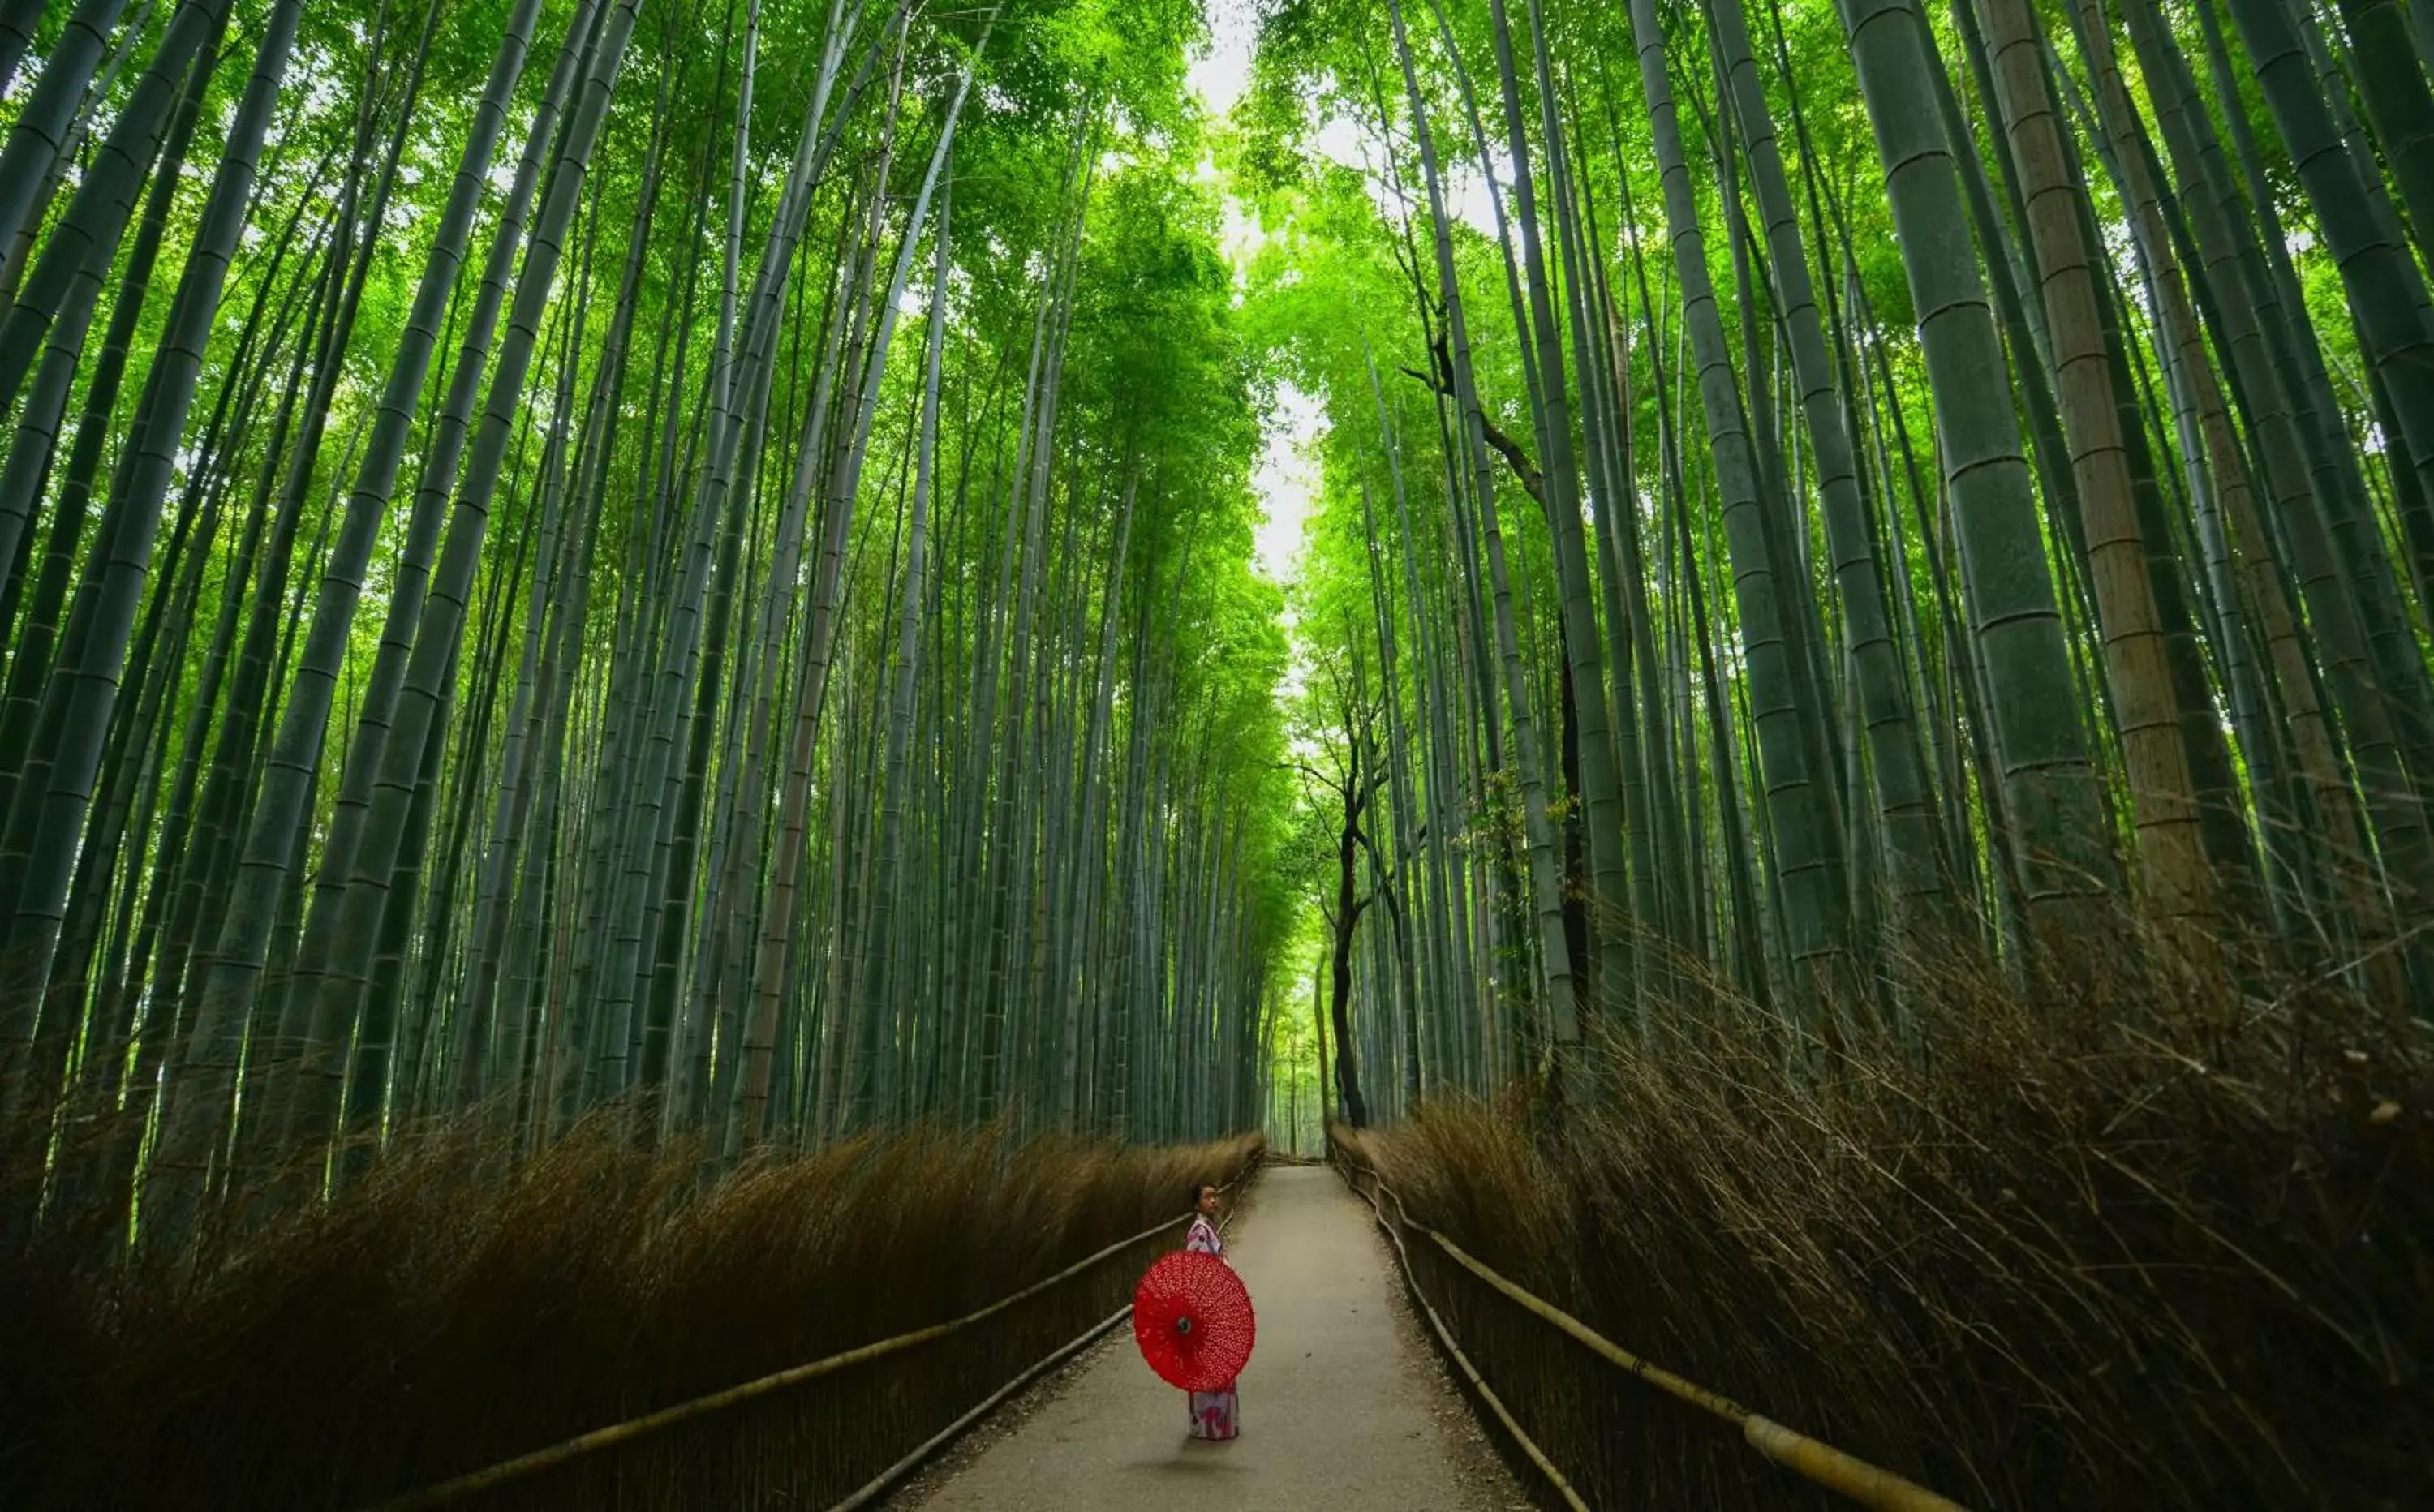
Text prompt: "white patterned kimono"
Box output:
[[1183, 1214, 1240, 1440]]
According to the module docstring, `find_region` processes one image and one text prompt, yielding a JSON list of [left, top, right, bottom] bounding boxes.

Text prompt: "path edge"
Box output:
[[840, 1165, 1264, 1510]]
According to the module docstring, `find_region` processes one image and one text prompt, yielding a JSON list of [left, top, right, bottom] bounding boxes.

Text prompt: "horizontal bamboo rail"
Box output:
[[1332, 1146, 1969, 1512], [1339, 1153, 1591, 1510], [826, 1297, 1137, 1511], [366, 1175, 1248, 1511], [825, 1193, 1247, 1510]]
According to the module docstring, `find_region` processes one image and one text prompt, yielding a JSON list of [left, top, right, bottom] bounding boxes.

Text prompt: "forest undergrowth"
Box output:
[[1340, 932, 2431, 1510], [0, 1117, 1261, 1510]]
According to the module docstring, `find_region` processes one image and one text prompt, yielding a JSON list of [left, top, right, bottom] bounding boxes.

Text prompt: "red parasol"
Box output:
[[1132, 1249, 1256, 1391]]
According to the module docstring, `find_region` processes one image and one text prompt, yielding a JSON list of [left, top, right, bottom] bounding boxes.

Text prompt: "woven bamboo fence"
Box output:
[[359, 1169, 1258, 1510], [1331, 1135, 1966, 1512]]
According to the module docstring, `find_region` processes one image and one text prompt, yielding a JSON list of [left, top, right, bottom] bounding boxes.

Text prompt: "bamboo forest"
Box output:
[[0, 0, 2426, 1501]]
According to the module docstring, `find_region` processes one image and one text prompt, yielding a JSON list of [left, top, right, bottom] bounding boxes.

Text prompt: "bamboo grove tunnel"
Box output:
[[0, 0, 2427, 1504]]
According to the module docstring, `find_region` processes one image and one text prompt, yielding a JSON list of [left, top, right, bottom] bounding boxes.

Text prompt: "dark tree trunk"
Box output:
[[1327, 729, 1373, 1128], [1312, 943, 1334, 1127], [1330, 841, 1370, 1126]]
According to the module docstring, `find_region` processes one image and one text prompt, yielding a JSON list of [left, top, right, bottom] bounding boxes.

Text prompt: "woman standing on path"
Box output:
[[1183, 1183, 1240, 1441]]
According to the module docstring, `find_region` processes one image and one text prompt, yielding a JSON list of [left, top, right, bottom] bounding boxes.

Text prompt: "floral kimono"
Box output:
[[1183, 1213, 1240, 1440]]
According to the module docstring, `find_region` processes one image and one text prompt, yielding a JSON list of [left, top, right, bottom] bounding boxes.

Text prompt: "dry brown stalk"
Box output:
[[1338, 942, 2430, 1509], [0, 1116, 1262, 1509]]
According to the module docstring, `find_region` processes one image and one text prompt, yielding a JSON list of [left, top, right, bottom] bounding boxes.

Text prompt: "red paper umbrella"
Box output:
[[1133, 1250, 1256, 1391]]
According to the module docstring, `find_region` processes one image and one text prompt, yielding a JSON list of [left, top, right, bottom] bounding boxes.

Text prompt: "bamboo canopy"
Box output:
[[0, 0, 2428, 1239]]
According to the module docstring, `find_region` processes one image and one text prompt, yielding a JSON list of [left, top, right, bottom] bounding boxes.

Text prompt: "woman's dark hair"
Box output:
[[1188, 1181, 1215, 1208]]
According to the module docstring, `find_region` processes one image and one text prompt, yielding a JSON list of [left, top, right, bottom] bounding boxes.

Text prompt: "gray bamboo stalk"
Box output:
[[1705, 0, 1951, 930], [869, 253, 958, 1115], [0, 0, 230, 432], [1488, 0, 1633, 1014], [275, 0, 644, 1168], [1398, 0, 1580, 1059], [1628, 0, 1857, 1010], [1835, 0, 2118, 930], [0, 0, 131, 322], [264, 0, 600, 1125], [2071, 0, 2402, 986], [146, 0, 544, 1234], [2094, 0, 2434, 956], [0, 0, 299, 1097], [733, 9, 996, 1145], [1973, 0, 2213, 934]]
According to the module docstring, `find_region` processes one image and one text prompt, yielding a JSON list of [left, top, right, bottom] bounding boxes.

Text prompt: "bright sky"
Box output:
[[1184, 0, 1257, 115], [1181, 0, 1505, 595], [1187, 0, 1319, 589], [1250, 381, 1324, 583]]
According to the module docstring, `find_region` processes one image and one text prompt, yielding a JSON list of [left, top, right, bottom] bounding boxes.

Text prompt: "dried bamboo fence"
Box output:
[[1331, 1135, 1967, 1512], [361, 1167, 1258, 1511]]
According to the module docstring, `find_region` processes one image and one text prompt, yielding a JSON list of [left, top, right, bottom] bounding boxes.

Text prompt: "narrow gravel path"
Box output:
[[895, 1164, 1529, 1511]]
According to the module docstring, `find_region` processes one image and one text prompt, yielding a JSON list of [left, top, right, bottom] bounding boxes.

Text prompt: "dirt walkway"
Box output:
[[896, 1164, 1528, 1511]]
